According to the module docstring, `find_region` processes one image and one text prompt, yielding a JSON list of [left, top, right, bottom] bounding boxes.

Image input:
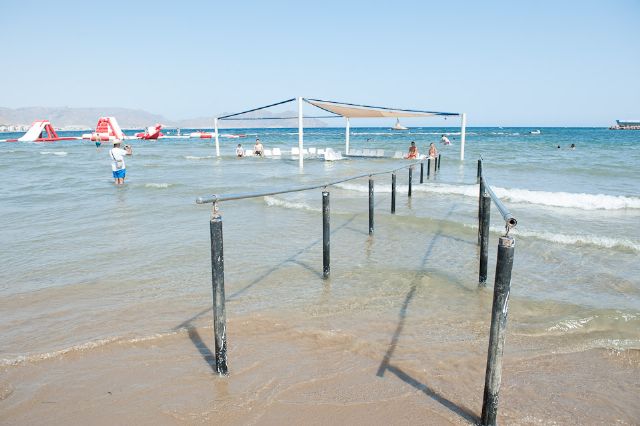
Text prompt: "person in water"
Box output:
[[236, 143, 244, 157], [109, 140, 132, 185], [406, 141, 418, 159], [441, 134, 451, 145], [254, 138, 264, 156], [429, 142, 438, 158], [570, 143, 576, 150]]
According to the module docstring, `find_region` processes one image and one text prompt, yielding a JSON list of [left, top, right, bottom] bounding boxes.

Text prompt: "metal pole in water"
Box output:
[[322, 191, 330, 278], [479, 193, 491, 284], [478, 177, 485, 245], [210, 206, 228, 375], [391, 173, 396, 214], [408, 167, 413, 197], [477, 159, 483, 184], [437, 154, 442, 171], [427, 158, 431, 179], [420, 162, 424, 183], [368, 177, 374, 235], [481, 235, 515, 426]]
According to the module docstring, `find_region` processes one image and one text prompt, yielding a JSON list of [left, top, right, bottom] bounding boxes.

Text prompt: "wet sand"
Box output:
[[1, 315, 638, 425]]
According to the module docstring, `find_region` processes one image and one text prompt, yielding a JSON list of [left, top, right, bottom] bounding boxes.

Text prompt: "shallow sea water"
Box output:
[[0, 127, 639, 423]]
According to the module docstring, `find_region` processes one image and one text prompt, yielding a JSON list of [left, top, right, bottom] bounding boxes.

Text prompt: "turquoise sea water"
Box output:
[[0, 127, 638, 380]]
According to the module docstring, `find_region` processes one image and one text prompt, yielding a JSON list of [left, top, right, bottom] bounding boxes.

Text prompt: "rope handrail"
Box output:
[[219, 115, 339, 121], [217, 98, 297, 120], [196, 159, 429, 205]]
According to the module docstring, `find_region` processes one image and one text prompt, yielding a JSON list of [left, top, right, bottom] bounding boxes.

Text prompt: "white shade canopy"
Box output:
[[305, 98, 459, 119]]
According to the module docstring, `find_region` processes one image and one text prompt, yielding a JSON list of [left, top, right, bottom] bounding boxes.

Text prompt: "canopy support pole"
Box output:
[[345, 118, 350, 155], [298, 97, 304, 169], [460, 113, 467, 161], [214, 118, 220, 157]]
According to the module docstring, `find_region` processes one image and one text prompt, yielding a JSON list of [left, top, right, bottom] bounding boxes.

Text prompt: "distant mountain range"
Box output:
[[0, 107, 328, 129]]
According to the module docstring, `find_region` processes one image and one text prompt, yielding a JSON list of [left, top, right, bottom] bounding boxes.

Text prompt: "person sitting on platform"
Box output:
[[254, 138, 264, 156], [236, 143, 244, 157], [428, 143, 438, 158], [406, 141, 418, 159]]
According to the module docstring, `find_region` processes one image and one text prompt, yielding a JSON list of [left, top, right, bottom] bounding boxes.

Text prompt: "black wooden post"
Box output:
[[478, 177, 485, 245], [420, 162, 424, 183], [479, 193, 491, 284], [481, 235, 515, 426], [322, 191, 330, 278], [210, 208, 228, 375], [391, 173, 396, 214], [477, 159, 483, 184], [408, 167, 413, 197], [427, 158, 431, 178], [368, 177, 374, 235], [437, 154, 442, 170]]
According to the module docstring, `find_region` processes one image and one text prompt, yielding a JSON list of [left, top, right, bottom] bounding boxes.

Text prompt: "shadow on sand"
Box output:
[[376, 204, 480, 424]]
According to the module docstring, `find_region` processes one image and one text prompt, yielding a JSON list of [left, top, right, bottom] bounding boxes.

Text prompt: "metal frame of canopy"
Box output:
[[213, 97, 467, 168]]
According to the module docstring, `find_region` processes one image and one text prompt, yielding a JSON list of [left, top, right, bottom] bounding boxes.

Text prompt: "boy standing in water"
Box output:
[[254, 138, 264, 156], [109, 140, 132, 185]]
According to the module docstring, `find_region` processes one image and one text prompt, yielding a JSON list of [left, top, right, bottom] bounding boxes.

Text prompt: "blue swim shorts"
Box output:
[[112, 169, 126, 179]]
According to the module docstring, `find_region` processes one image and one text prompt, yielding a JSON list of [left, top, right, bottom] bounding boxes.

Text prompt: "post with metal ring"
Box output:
[[322, 191, 330, 278], [481, 235, 515, 426], [368, 177, 374, 235], [209, 203, 228, 375], [391, 173, 396, 214]]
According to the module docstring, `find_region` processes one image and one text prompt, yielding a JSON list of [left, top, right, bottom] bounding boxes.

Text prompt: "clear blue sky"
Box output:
[[2, 0, 638, 126]]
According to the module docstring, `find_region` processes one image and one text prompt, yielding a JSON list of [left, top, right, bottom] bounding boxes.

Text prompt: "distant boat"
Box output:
[[529, 130, 541, 135], [391, 119, 408, 131], [610, 120, 640, 130]]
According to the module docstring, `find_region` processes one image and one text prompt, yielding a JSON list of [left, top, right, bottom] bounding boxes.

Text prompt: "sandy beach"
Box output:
[[1, 128, 639, 424]]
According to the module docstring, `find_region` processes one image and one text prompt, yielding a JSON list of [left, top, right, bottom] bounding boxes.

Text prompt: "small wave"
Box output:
[[40, 151, 68, 156], [351, 132, 394, 136], [144, 183, 173, 189], [0, 331, 180, 367], [264, 196, 320, 212], [493, 187, 640, 210], [489, 132, 520, 136], [336, 182, 640, 211], [548, 316, 596, 332], [335, 182, 478, 197], [510, 228, 640, 252], [184, 155, 215, 160], [462, 223, 640, 252]]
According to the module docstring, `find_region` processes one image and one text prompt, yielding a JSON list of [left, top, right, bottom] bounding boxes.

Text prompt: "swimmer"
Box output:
[[428, 143, 438, 158], [441, 134, 451, 145], [406, 141, 418, 159]]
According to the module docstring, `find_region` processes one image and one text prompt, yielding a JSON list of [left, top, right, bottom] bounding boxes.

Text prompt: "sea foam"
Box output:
[[40, 151, 68, 156], [462, 223, 640, 252], [184, 155, 215, 160], [264, 196, 320, 212], [144, 183, 173, 189], [336, 182, 640, 210], [0, 331, 183, 367]]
